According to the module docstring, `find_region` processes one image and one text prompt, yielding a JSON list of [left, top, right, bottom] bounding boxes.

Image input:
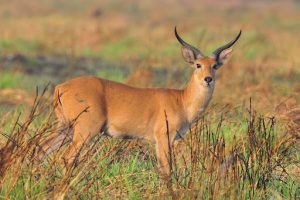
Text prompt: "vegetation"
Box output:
[[0, 0, 299, 199]]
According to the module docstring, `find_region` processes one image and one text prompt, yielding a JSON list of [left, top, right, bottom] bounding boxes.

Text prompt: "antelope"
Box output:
[[38, 27, 241, 175]]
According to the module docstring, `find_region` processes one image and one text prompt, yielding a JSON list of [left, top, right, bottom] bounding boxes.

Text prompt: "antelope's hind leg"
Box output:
[[62, 112, 106, 167], [52, 82, 107, 168], [36, 121, 73, 163]]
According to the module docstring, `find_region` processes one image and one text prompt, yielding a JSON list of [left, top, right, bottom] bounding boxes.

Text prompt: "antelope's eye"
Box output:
[[196, 64, 202, 69]]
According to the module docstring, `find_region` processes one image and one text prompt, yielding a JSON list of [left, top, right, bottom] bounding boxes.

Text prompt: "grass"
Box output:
[[0, 90, 298, 199], [0, 39, 39, 54], [0, 0, 299, 199], [0, 72, 22, 89], [101, 36, 148, 60], [96, 67, 127, 82]]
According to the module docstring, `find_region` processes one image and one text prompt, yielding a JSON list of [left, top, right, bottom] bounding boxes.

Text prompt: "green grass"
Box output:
[[96, 67, 127, 82], [0, 72, 22, 89], [0, 39, 40, 54], [101, 36, 147, 59]]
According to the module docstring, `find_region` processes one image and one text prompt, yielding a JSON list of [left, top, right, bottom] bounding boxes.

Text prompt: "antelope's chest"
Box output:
[[186, 90, 213, 122]]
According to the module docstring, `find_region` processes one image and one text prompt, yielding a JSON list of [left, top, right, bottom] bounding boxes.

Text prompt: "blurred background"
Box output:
[[0, 0, 299, 120]]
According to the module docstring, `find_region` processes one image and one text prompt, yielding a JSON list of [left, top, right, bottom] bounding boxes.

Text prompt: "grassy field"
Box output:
[[0, 0, 299, 199]]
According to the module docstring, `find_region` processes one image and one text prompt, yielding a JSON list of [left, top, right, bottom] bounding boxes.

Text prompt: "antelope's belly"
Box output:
[[104, 122, 152, 140]]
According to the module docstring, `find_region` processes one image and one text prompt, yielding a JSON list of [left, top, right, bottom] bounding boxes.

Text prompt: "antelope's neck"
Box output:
[[181, 76, 214, 123]]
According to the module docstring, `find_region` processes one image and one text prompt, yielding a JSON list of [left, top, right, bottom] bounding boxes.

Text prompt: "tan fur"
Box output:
[[38, 33, 238, 175]]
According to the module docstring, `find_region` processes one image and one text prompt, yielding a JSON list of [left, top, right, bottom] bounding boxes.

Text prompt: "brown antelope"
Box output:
[[38, 27, 241, 175]]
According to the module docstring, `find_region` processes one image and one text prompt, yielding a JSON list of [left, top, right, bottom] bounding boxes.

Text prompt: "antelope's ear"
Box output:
[[217, 48, 233, 66], [212, 48, 233, 70], [181, 46, 196, 64]]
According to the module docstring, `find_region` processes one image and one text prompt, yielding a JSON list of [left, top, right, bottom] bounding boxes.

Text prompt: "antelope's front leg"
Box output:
[[155, 133, 173, 176]]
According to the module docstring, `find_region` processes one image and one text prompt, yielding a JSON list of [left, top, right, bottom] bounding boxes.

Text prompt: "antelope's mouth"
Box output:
[[203, 81, 214, 87]]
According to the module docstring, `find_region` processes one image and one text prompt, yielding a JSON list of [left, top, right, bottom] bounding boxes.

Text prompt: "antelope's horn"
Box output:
[[212, 30, 242, 60], [175, 26, 204, 57]]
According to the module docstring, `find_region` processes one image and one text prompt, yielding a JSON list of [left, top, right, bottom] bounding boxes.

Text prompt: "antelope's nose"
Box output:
[[204, 76, 213, 84]]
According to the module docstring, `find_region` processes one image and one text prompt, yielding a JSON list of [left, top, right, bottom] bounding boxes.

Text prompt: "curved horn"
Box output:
[[175, 27, 204, 57], [212, 30, 242, 60]]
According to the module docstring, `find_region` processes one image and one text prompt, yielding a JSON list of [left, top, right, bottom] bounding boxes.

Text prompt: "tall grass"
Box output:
[[0, 89, 298, 199], [165, 100, 299, 199]]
